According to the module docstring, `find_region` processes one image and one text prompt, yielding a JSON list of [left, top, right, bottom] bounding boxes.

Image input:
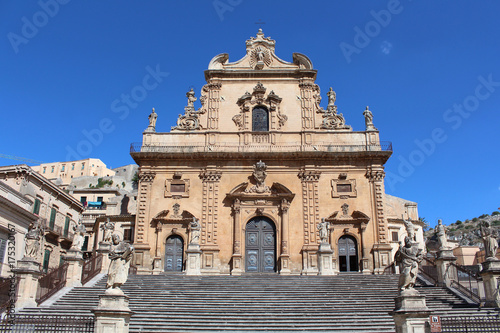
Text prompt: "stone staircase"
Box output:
[[19, 273, 497, 332]]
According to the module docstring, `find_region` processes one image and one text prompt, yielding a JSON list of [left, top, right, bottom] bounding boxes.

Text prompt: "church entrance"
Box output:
[[338, 235, 358, 272], [165, 235, 183, 272], [245, 217, 276, 273]]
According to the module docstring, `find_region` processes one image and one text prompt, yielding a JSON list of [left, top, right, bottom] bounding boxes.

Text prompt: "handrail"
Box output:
[[130, 141, 393, 154], [36, 262, 68, 305], [81, 253, 103, 285], [450, 280, 481, 304], [419, 258, 438, 285]]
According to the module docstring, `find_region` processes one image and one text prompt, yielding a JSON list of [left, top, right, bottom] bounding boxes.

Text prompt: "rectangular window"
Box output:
[[97, 196, 103, 202], [337, 184, 352, 193], [392, 231, 399, 242], [43, 249, 50, 273], [63, 216, 70, 238], [71, 164, 75, 170], [82, 236, 89, 252], [61, 165, 65, 172], [80, 196, 87, 204], [33, 198, 41, 215], [171, 183, 186, 193], [43, 167, 46, 174], [81, 163, 85, 170], [49, 208, 56, 230], [51, 166, 55, 173], [0, 237, 7, 264], [123, 229, 133, 242]]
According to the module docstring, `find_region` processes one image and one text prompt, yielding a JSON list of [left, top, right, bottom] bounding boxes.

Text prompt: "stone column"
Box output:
[[97, 242, 111, 273], [279, 200, 291, 275], [64, 249, 84, 287], [93, 289, 134, 333], [391, 290, 431, 333], [360, 222, 370, 274], [435, 249, 457, 287], [185, 244, 202, 276], [317, 242, 335, 275], [13, 257, 42, 309], [231, 202, 243, 275], [480, 259, 500, 308]]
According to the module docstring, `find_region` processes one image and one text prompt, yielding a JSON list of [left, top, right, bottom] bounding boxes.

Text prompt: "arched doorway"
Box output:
[[165, 235, 183, 272], [245, 217, 276, 272], [338, 235, 358, 272]]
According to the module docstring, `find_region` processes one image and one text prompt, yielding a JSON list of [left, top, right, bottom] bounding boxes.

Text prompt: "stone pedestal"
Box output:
[[152, 257, 162, 274], [185, 244, 202, 276], [98, 242, 112, 273], [391, 289, 431, 333], [231, 254, 244, 275], [435, 249, 457, 287], [12, 257, 42, 309], [279, 255, 291, 275], [93, 288, 134, 333], [317, 243, 336, 276], [480, 259, 500, 308], [64, 249, 84, 287]]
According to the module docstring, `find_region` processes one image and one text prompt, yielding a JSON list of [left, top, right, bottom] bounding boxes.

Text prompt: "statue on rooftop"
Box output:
[[363, 106, 377, 131], [145, 108, 157, 132], [395, 236, 423, 292], [106, 233, 134, 290]]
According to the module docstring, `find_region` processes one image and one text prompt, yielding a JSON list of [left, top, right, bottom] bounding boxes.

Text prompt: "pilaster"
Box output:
[[200, 169, 222, 273], [133, 171, 155, 271]]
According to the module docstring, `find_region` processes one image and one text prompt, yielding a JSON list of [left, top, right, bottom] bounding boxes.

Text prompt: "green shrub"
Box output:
[[455, 220, 462, 225], [492, 211, 500, 216], [472, 218, 478, 222], [465, 225, 473, 230], [492, 221, 500, 226], [479, 214, 489, 219]]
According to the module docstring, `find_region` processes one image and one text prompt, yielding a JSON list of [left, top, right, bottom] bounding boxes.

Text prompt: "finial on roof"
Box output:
[[258, 28, 263, 34]]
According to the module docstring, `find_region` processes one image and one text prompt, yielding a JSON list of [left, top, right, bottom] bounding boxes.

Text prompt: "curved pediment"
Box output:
[[207, 30, 311, 71], [228, 182, 249, 194], [326, 210, 370, 223]]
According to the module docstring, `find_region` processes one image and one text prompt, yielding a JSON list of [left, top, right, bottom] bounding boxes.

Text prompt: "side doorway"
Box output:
[[165, 235, 183, 272]]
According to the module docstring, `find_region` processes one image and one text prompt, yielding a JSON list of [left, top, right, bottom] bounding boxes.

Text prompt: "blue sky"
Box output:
[[1, 1, 499, 227]]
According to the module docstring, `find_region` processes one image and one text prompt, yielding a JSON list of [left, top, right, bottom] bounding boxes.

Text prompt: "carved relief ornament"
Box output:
[[172, 87, 207, 131], [232, 82, 287, 130], [314, 86, 351, 131]]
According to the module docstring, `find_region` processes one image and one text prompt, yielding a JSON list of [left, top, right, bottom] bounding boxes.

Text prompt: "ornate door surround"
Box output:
[[226, 181, 294, 275]]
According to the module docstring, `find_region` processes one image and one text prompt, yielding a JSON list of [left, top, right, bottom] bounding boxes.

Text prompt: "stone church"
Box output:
[[130, 30, 423, 275]]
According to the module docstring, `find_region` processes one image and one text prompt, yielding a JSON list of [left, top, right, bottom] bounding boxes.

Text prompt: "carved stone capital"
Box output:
[[298, 170, 321, 182], [199, 170, 222, 183], [365, 168, 385, 182], [139, 172, 156, 183]]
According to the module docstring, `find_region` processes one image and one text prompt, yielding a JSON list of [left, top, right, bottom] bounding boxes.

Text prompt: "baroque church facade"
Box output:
[[130, 30, 423, 275]]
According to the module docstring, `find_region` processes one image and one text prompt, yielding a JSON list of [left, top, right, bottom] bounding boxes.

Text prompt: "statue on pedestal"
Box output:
[[395, 236, 423, 292], [363, 106, 377, 131], [480, 221, 499, 260], [70, 219, 87, 251], [106, 234, 134, 290], [189, 217, 201, 245], [101, 219, 115, 243], [436, 219, 449, 250], [24, 220, 44, 258], [146, 108, 157, 132], [317, 218, 331, 243]]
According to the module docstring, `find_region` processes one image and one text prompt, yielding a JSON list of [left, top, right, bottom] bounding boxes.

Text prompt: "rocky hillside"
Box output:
[[424, 211, 500, 247]]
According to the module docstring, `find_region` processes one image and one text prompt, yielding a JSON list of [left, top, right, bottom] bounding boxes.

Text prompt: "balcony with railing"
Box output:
[[131, 141, 393, 155]]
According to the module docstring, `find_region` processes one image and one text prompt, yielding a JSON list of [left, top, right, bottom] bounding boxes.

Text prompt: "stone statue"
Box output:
[[317, 218, 331, 243], [363, 106, 377, 131], [327, 87, 336, 109], [147, 108, 157, 131], [106, 233, 134, 290], [186, 89, 197, 110], [189, 217, 201, 245], [24, 220, 44, 258], [480, 221, 499, 260], [102, 219, 115, 243], [436, 219, 448, 250], [394, 236, 423, 292], [70, 219, 87, 251], [403, 216, 416, 242]]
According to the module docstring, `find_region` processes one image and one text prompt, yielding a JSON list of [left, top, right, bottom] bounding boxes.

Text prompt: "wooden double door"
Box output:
[[338, 235, 359, 272], [245, 217, 276, 273], [165, 235, 183, 272]]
